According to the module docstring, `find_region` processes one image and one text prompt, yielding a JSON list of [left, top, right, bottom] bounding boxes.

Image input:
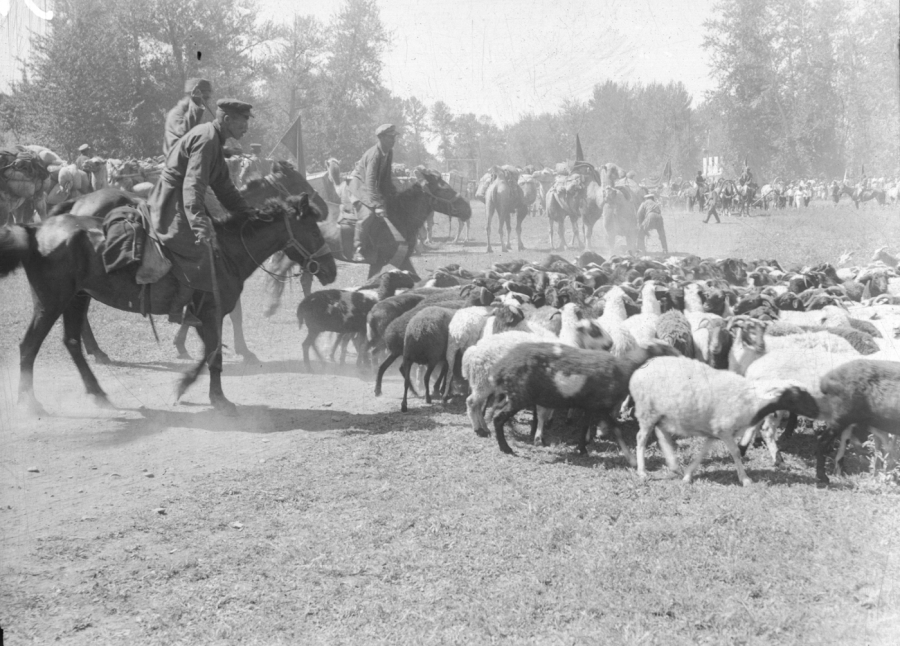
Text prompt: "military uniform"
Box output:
[[163, 78, 212, 157], [149, 108, 254, 296], [350, 124, 397, 258]]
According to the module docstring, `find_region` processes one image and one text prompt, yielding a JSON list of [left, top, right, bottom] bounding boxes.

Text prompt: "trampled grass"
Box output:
[[2, 198, 900, 645]]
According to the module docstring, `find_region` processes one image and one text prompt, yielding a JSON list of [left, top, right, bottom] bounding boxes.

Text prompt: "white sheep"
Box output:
[[631, 356, 819, 486], [595, 286, 638, 357], [727, 319, 858, 375], [620, 281, 662, 346], [442, 305, 494, 400]]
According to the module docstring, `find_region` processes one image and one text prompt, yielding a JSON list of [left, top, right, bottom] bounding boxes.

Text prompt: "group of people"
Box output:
[[143, 77, 399, 325]]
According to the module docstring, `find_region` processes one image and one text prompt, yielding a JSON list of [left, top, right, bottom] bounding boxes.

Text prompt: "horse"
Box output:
[[684, 184, 705, 211], [485, 173, 527, 253], [716, 179, 738, 215], [1, 149, 49, 225], [735, 182, 757, 216], [71, 161, 331, 364], [598, 186, 639, 253], [262, 166, 472, 316], [169, 161, 331, 360], [0, 191, 336, 417], [545, 183, 583, 250]]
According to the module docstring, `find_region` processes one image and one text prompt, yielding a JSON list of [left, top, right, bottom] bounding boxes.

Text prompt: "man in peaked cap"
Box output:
[[163, 78, 213, 156], [636, 192, 668, 254], [148, 98, 257, 326], [349, 123, 398, 262]]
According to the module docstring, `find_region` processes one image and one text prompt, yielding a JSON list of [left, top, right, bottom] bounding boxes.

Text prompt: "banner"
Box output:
[[272, 112, 306, 177]]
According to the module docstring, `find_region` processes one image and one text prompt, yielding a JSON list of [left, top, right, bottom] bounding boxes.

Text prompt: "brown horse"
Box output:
[[0, 192, 336, 417]]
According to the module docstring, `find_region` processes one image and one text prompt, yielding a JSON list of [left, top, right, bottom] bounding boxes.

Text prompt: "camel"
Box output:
[[485, 172, 527, 253]]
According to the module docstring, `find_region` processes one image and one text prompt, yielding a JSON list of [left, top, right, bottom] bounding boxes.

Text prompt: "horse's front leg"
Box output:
[[516, 210, 526, 251], [173, 322, 192, 359], [62, 294, 111, 408], [79, 296, 111, 364], [229, 297, 259, 363], [199, 302, 236, 416], [19, 299, 63, 416]]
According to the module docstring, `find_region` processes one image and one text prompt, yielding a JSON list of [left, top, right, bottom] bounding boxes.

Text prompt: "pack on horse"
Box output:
[[0, 146, 51, 225], [0, 185, 336, 417], [262, 165, 472, 316], [545, 167, 586, 250]]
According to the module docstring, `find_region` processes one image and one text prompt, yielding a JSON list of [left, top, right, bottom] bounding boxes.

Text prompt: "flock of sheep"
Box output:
[[287, 247, 900, 488]]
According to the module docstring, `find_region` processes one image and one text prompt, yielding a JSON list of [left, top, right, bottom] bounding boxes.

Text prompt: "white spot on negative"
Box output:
[[553, 372, 587, 397]]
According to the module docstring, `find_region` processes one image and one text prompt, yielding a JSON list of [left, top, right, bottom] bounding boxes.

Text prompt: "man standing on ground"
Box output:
[[163, 78, 213, 156], [704, 185, 721, 224], [350, 124, 398, 262], [148, 99, 257, 326]]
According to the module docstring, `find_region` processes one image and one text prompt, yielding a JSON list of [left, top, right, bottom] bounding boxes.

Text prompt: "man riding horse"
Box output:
[[163, 78, 213, 156], [148, 98, 257, 327], [351, 124, 398, 262]]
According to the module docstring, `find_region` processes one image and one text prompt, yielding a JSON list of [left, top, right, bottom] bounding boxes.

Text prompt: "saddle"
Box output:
[[0, 146, 50, 183], [100, 203, 171, 283]]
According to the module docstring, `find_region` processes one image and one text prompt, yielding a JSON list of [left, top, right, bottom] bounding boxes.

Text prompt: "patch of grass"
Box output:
[[3, 425, 899, 645]]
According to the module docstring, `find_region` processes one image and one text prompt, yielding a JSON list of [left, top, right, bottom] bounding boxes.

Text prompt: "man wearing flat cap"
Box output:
[[149, 98, 257, 326], [163, 78, 213, 156], [349, 124, 398, 262]]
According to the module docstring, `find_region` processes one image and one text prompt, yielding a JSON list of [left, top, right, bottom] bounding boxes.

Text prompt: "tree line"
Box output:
[[0, 0, 895, 182]]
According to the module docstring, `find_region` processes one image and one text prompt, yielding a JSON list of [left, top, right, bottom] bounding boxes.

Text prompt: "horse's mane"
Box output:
[[217, 195, 303, 231]]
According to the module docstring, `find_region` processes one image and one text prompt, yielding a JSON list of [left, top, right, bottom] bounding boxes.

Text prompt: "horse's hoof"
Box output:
[[240, 352, 260, 364], [91, 352, 112, 365], [90, 393, 116, 410], [474, 427, 490, 438], [211, 397, 238, 417], [18, 396, 48, 418], [518, 244, 526, 251], [176, 351, 192, 360], [486, 247, 493, 254]]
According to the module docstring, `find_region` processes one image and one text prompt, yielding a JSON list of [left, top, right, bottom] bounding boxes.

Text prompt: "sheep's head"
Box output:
[[574, 319, 614, 352]]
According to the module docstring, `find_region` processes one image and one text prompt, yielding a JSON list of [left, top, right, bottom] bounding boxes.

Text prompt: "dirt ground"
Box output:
[[2, 201, 900, 644]]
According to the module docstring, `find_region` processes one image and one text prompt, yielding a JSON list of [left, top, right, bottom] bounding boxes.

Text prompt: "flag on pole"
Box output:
[[271, 112, 306, 177], [575, 134, 584, 163], [662, 159, 672, 184]]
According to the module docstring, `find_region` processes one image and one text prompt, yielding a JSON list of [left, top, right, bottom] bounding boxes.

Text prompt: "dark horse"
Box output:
[[263, 166, 472, 315], [0, 192, 337, 416], [65, 161, 331, 363]]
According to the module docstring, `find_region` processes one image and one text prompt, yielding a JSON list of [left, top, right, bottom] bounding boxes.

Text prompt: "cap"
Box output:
[[185, 78, 212, 93], [216, 99, 254, 119], [250, 143, 262, 150], [375, 124, 396, 137], [78, 144, 91, 152]]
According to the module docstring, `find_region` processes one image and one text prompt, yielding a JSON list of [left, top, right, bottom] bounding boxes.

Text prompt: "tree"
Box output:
[[430, 101, 455, 163], [402, 96, 430, 167]]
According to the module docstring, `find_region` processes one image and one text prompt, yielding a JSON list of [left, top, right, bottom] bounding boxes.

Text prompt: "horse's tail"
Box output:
[[0, 224, 36, 277]]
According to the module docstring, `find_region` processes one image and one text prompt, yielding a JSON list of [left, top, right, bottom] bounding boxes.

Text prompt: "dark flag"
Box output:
[[575, 134, 584, 162], [272, 112, 306, 177]]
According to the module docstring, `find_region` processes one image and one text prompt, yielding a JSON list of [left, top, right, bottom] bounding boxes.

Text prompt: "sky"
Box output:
[[1, 0, 718, 123], [259, 0, 717, 125]]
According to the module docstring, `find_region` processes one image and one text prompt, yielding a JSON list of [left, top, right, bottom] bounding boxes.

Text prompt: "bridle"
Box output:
[[239, 177, 331, 280]]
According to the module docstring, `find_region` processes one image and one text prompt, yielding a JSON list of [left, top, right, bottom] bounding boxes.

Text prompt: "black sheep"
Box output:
[[489, 342, 678, 456], [815, 360, 900, 486]]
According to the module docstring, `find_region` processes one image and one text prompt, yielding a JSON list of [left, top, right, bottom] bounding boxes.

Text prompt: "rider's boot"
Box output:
[[168, 283, 201, 327]]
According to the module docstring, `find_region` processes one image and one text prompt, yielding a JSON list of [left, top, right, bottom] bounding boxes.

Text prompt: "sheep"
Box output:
[[630, 356, 819, 486], [815, 359, 900, 487], [594, 285, 638, 357], [462, 306, 612, 441], [399, 306, 457, 412], [739, 349, 862, 464], [692, 316, 732, 368], [656, 310, 695, 357], [620, 280, 662, 346], [296, 271, 415, 368], [778, 304, 851, 329], [490, 342, 678, 456], [441, 305, 495, 400], [726, 318, 858, 375]]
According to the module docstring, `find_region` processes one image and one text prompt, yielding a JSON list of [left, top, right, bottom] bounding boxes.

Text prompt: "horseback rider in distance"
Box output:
[[163, 78, 213, 157], [739, 166, 753, 187], [148, 99, 257, 327], [695, 169, 705, 189], [350, 124, 398, 263]]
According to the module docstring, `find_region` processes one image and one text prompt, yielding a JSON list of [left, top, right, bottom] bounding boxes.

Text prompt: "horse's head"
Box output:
[[254, 194, 337, 285], [414, 167, 472, 220], [241, 160, 330, 222]]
